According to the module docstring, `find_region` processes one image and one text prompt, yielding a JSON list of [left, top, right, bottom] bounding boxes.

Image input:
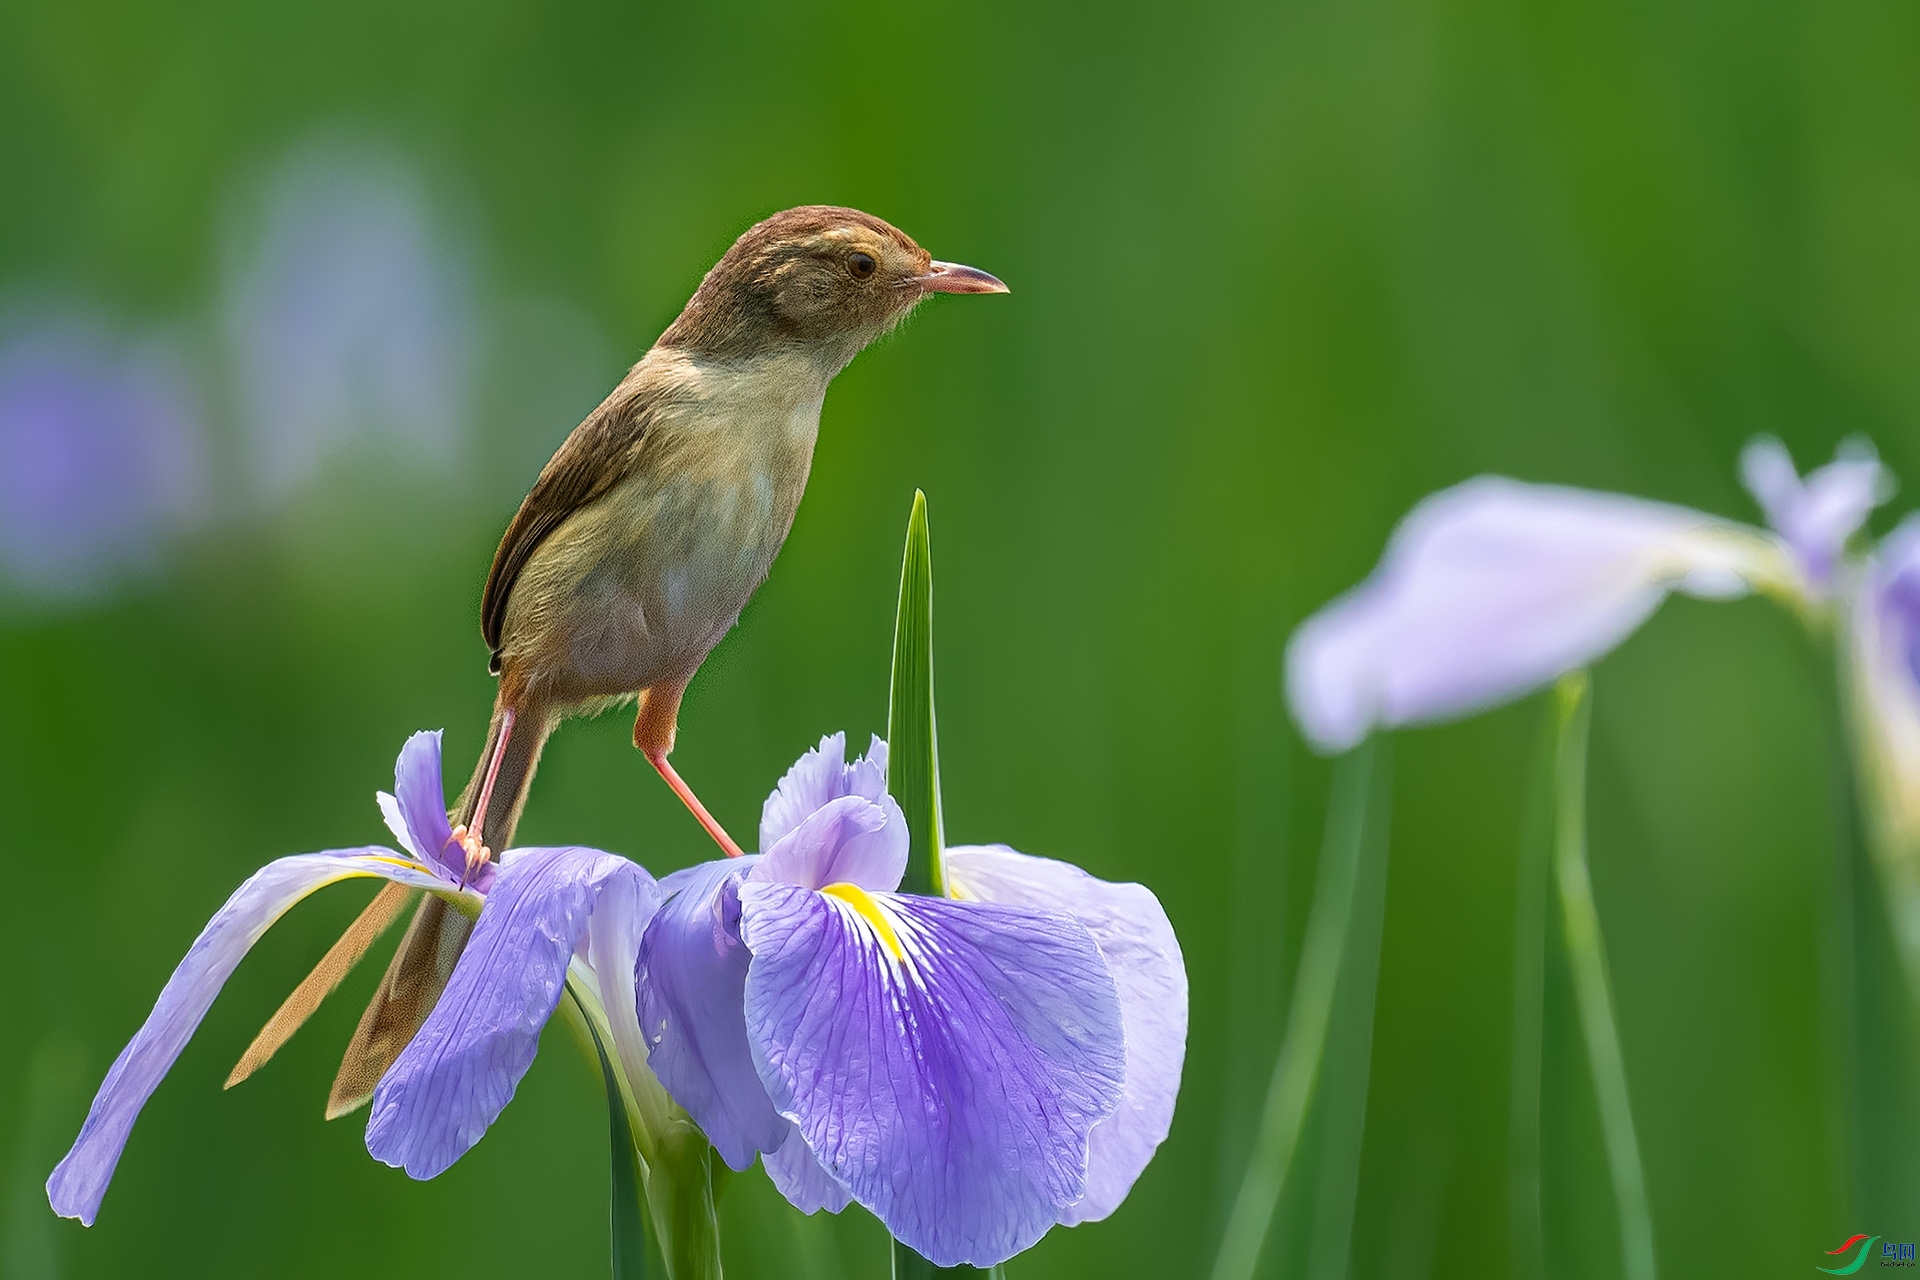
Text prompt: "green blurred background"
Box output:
[[2, 0, 1917, 1275]]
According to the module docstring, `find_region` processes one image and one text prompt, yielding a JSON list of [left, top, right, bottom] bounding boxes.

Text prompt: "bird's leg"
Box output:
[[447, 706, 513, 885], [636, 680, 746, 858]]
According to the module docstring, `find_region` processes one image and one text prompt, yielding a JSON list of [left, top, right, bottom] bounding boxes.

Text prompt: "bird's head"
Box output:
[[659, 205, 1006, 370]]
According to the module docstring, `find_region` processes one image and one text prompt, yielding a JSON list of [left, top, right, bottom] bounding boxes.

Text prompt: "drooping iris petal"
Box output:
[[1740, 436, 1890, 588], [758, 733, 889, 851], [47, 850, 460, 1225], [635, 859, 788, 1171], [737, 881, 1126, 1267], [365, 847, 657, 1179], [944, 844, 1187, 1225], [750, 793, 906, 893], [1286, 477, 1789, 753], [763, 1124, 853, 1215]]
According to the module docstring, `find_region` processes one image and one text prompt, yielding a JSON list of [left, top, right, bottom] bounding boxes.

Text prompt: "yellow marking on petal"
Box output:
[[820, 883, 906, 961]]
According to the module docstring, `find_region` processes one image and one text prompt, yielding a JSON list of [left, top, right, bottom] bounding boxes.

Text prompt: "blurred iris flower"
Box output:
[[637, 732, 1187, 1268], [223, 138, 474, 501], [1846, 517, 1920, 986], [48, 730, 658, 1224], [1287, 440, 1889, 753], [0, 315, 208, 604], [1855, 518, 1920, 839]]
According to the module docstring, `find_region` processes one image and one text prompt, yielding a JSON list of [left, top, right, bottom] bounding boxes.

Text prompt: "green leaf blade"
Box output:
[[887, 490, 945, 898]]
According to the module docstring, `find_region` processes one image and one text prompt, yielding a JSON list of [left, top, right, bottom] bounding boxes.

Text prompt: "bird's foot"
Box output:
[[445, 823, 494, 887]]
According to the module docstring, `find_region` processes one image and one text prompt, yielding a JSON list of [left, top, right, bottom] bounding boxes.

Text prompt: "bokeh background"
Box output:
[[3, 0, 1918, 1276]]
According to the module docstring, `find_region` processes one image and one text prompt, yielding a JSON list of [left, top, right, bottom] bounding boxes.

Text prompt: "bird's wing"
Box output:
[[481, 386, 653, 665]]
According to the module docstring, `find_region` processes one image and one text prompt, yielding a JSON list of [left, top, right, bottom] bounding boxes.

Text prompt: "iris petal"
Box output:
[[758, 733, 889, 853], [635, 859, 789, 1171], [364, 846, 657, 1179], [391, 729, 461, 881], [763, 1122, 853, 1215], [750, 793, 906, 893], [738, 881, 1125, 1267], [47, 849, 456, 1225], [945, 844, 1187, 1225], [1286, 477, 1787, 752], [1740, 436, 1890, 586]]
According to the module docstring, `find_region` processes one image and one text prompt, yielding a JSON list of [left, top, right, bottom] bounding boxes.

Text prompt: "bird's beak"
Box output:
[[916, 261, 1009, 295]]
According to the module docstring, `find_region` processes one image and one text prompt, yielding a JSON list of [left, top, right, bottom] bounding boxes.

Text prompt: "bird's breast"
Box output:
[[508, 355, 827, 699]]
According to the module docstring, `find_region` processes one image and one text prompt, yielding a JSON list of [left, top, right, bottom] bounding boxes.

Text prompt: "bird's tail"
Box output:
[[225, 698, 555, 1113]]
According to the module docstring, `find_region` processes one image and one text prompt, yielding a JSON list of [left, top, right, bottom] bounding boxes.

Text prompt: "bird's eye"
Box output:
[[849, 252, 876, 280]]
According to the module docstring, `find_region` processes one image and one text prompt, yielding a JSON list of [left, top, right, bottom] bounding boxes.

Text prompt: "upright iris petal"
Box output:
[[637, 733, 1187, 1267], [1287, 476, 1790, 753], [1740, 436, 1891, 590]]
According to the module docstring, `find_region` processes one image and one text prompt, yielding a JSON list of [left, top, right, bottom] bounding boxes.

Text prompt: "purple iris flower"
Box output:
[[1740, 436, 1892, 592], [1286, 477, 1789, 752], [222, 138, 474, 501], [637, 734, 1187, 1268], [1852, 517, 1920, 851], [0, 316, 208, 603], [48, 731, 656, 1224], [1286, 438, 1896, 753]]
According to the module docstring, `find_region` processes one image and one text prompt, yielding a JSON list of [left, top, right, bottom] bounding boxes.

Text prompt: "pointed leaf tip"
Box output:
[[887, 490, 945, 898]]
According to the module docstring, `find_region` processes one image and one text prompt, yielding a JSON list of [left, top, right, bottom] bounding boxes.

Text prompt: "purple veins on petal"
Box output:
[[635, 858, 789, 1171], [763, 1122, 853, 1215], [738, 880, 1125, 1268], [365, 846, 657, 1179], [945, 844, 1188, 1226], [47, 850, 453, 1226]]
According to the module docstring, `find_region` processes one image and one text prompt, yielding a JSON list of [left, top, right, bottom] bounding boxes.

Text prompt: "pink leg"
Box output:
[[471, 707, 515, 847], [646, 749, 747, 859]]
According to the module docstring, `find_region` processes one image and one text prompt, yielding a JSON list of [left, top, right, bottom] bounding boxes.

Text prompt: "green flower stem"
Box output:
[[561, 970, 721, 1280], [1211, 740, 1382, 1280], [1305, 742, 1392, 1280], [580, 997, 654, 1280], [1509, 706, 1557, 1280], [1551, 672, 1657, 1280]]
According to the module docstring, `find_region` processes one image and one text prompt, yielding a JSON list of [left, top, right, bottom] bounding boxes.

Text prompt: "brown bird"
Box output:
[[226, 205, 1006, 1115]]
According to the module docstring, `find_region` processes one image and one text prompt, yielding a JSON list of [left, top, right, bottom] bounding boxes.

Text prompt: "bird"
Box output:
[[225, 205, 1007, 1115]]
